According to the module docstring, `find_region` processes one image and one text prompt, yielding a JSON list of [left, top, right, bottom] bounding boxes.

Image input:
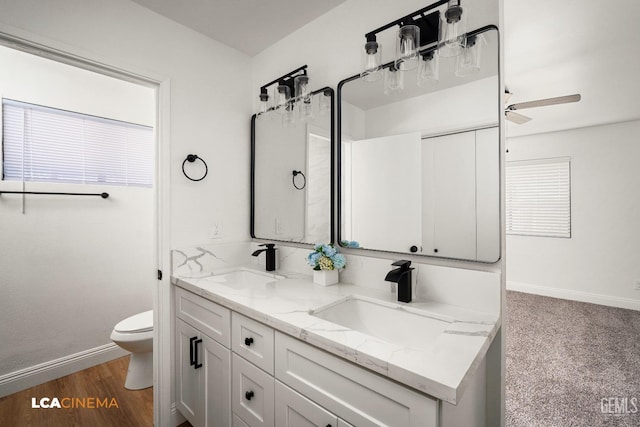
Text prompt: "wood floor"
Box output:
[[0, 356, 153, 427]]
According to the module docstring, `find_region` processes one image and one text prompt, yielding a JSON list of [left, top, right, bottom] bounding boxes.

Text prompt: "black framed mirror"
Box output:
[[338, 26, 500, 262], [251, 87, 334, 245]]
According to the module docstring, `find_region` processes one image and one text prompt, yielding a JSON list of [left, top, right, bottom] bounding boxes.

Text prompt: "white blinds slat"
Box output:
[[2, 99, 153, 187]]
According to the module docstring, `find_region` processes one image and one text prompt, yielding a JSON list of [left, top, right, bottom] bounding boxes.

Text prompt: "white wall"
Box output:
[[506, 120, 640, 309], [0, 45, 155, 380]]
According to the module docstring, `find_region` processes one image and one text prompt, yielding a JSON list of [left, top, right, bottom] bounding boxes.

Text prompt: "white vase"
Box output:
[[313, 269, 339, 286]]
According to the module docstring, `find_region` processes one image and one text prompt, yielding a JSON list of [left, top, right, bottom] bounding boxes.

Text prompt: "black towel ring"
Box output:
[[182, 154, 208, 182], [292, 170, 306, 190]]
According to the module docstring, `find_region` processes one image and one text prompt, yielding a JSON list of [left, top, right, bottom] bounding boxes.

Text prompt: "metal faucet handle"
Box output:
[[260, 243, 276, 249], [391, 259, 412, 269]]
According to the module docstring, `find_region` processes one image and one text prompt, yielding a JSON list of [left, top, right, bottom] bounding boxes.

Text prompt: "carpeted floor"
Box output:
[[506, 291, 640, 427]]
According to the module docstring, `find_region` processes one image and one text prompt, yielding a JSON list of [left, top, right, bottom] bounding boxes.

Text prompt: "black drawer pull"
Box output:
[[244, 337, 254, 346], [189, 336, 197, 366], [194, 338, 203, 369], [245, 390, 254, 401]]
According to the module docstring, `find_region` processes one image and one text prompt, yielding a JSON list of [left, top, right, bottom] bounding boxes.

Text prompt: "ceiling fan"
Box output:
[[504, 91, 581, 124]]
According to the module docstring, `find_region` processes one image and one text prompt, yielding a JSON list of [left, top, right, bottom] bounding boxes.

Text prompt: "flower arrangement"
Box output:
[[307, 243, 346, 271]]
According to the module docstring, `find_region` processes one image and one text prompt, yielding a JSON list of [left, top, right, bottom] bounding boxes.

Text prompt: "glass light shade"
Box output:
[[455, 35, 481, 77], [294, 75, 311, 101], [384, 66, 404, 95], [395, 25, 420, 71], [298, 100, 314, 122], [319, 90, 331, 115], [258, 91, 269, 114], [361, 40, 382, 82], [275, 85, 291, 113], [282, 101, 296, 127], [417, 51, 439, 87], [439, 3, 466, 57]]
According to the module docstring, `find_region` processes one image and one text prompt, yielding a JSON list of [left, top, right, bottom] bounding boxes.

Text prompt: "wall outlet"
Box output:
[[210, 222, 223, 239], [634, 280, 640, 291], [275, 219, 283, 235]]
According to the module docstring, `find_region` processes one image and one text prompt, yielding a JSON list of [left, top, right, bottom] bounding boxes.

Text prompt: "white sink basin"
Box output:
[[209, 268, 285, 287], [310, 295, 451, 349]]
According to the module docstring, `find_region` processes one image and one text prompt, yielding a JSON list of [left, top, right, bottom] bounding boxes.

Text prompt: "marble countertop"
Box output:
[[172, 266, 500, 405]]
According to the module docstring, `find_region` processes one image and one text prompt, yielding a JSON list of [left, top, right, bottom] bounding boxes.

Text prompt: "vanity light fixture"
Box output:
[[359, 0, 476, 94], [257, 65, 308, 118]]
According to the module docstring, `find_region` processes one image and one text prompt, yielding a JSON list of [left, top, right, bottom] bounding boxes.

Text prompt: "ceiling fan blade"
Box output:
[[507, 94, 581, 111], [505, 111, 532, 124]]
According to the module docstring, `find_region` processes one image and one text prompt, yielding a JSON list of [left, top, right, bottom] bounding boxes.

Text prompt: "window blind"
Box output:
[[2, 99, 153, 187], [506, 157, 571, 238]]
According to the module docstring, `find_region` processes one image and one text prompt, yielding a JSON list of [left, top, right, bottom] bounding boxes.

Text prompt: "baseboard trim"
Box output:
[[171, 403, 186, 426], [0, 343, 128, 398], [507, 281, 640, 311]]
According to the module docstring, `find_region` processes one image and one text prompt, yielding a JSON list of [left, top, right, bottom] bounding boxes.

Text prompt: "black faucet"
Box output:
[[251, 243, 277, 271], [384, 260, 414, 303]]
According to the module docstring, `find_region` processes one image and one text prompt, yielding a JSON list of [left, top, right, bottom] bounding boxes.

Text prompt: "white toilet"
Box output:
[[110, 310, 153, 390]]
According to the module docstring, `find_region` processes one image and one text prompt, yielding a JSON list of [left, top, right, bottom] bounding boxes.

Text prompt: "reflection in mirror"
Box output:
[[252, 88, 333, 245], [339, 28, 500, 262]]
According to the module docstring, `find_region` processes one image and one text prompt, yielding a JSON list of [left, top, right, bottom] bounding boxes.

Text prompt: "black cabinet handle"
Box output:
[[194, 338, 203, 369], [434, 248, 439, 253], [410, 245, 418, 253], [244, 337, 254, 346], [189, 336, 197, 366], [245, 390, 254, 400]]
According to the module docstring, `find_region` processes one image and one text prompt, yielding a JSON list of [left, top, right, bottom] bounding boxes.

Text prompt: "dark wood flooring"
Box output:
[[0, 356, 153, 427]]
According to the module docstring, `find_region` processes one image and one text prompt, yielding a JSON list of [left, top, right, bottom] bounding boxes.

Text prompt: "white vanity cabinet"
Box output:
[[173, 285, 464, 427], [175, 287, 231, 427]]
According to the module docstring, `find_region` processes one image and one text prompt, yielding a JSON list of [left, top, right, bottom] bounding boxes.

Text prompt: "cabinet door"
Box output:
[[275, 380, 338, 427], [202, 334, 231, 427], [176, 319, 202, 427], [232, 354, 275, 427]]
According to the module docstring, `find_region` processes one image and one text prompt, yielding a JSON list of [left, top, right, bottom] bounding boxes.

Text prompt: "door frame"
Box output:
[[0, 24, 173, 426]]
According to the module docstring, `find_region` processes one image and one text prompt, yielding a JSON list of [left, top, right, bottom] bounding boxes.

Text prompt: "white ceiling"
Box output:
[[129, 0, 346, 56], [130, 0, 640, 137], [504, 0, 640, 136]]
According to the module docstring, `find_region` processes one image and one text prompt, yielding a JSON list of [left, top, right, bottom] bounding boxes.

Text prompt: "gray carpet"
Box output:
[[506, 291, 640, 427]]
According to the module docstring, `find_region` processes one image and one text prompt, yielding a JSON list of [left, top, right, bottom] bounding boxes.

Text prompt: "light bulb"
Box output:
[[384, 65, 404, 95], [417, 51, 439, 87], [439, 1, 466, 57], [395, 25, 420, 71]]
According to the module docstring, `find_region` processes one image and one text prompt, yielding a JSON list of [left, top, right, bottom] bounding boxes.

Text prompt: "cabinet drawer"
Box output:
[[175, 287, 230, 347], [275, 380, 338, 427], [232, 353, 275, 427], [275, 332, 438, 427], [232, 312, 275, 375]]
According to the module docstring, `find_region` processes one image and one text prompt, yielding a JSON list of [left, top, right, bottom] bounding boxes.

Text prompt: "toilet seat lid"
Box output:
[[114, 310, 153, 333]]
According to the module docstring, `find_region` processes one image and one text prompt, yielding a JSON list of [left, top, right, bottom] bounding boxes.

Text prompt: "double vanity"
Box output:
[[174, 3, 503, 426], [172, 267, 498, 427]]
